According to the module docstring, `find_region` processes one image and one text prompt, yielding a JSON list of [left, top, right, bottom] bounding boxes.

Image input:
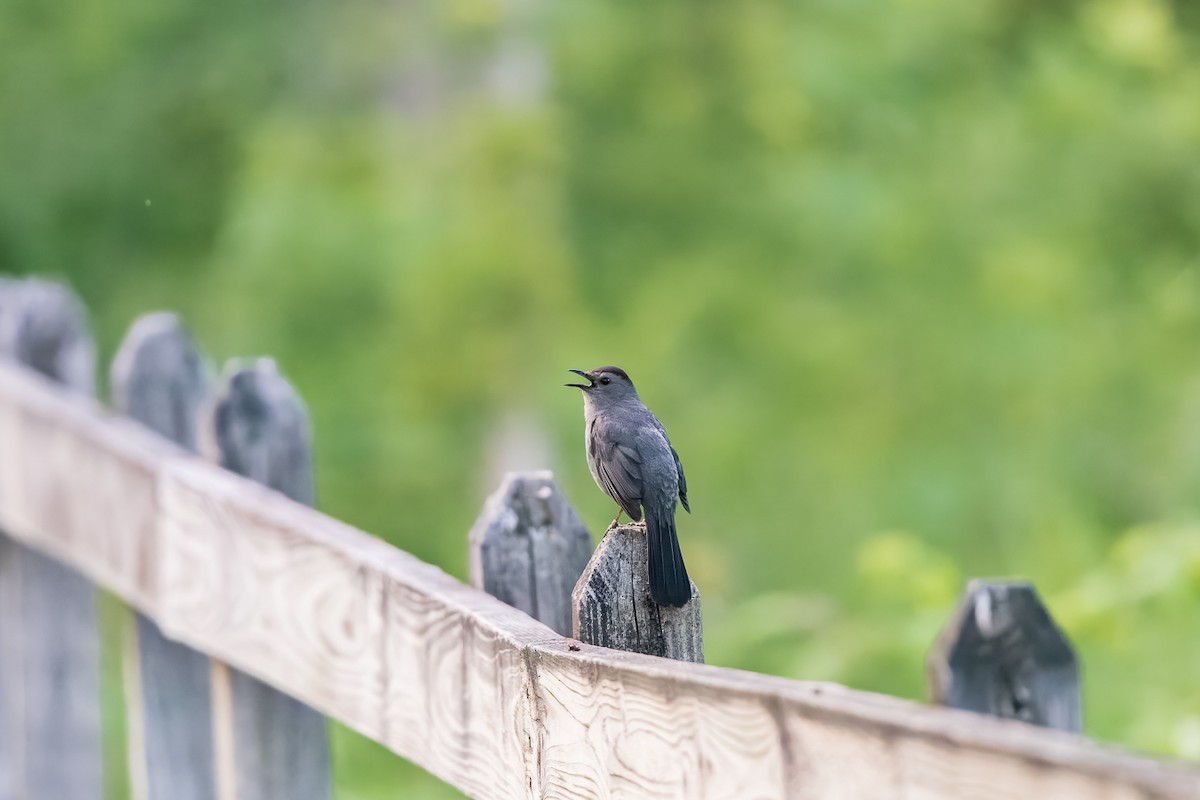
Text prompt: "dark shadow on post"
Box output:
[[199, 359, 330, 800], [469, 471, 593, 637], [927, 579, 1081, 732], [572, 524, 703, 663], [0, 277, 102, 800], [111, 312, 216, 800]]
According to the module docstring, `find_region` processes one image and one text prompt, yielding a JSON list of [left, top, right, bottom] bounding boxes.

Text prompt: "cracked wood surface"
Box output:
[[573, 524, 703, 663], [0, 360, 1196, 800], [469, 471, 593, 637]]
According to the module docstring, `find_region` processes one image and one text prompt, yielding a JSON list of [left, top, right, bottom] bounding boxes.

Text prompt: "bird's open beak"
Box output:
[[565, 369, 594, 390]]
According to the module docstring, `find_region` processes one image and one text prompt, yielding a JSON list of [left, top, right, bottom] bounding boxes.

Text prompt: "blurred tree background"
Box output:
[[4, 0, 1200, 795]]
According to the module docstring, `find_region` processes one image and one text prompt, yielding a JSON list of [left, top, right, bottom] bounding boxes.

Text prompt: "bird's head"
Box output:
[[566, 366, 639, 406]]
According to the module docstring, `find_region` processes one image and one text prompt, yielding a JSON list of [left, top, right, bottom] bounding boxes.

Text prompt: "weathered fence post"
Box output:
[[111, 312, 214, 800], [927, 579, 1081, 732], [198, 359, 331, 800], [0, 278, 103, 800], [469, 471, 593, 636], [572, 524, 703, 662]]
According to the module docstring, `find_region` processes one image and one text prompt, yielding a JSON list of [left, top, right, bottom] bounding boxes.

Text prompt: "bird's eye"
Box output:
[[599, 376, 611, 385]]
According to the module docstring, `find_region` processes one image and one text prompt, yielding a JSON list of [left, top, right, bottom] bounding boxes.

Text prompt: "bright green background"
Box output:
[[4, 0, 1200, 795]]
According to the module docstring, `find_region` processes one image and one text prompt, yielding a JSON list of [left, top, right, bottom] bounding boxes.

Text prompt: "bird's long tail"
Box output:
[[645, 502, 691, 607]]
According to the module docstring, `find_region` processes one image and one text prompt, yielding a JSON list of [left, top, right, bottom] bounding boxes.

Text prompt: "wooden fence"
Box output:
[[0, 277, 1197, 799]]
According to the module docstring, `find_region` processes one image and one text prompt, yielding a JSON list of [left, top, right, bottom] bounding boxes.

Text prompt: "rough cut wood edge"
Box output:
[[0, 361, 1196, 800], [469, 470, 594, 637], [573, 523, 703, 663], [928, 579, 1082, 732]]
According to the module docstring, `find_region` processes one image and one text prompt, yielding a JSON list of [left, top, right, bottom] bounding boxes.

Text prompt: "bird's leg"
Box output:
[[608, 508, 623, 530]]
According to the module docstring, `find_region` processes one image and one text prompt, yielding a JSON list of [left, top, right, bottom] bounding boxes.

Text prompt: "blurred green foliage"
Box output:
[[4, 0, 1200, 795]]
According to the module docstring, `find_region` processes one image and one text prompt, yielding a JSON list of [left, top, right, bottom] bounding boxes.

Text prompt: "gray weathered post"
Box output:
[[927, 579, 1081, 732], [198, 359, 331, 800], [111, 313, 215, 800], [572, 524, 703, 663], [469, 471, 593, 636], [0, 278, 103, 800]]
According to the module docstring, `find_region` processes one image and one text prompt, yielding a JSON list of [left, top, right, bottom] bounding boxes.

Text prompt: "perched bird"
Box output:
[[566, 366, 692, 607]]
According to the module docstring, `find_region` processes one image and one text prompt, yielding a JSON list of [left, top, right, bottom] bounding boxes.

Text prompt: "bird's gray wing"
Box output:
[[671, 446, 690, 513], [650, 414, 690, 514], [590, 424, 644, 519]]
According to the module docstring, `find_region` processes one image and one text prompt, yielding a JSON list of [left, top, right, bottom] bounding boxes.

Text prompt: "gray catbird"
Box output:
[[566, 366, 692, 607]]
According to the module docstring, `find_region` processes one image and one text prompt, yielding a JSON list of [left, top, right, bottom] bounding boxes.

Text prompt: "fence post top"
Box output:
[[928, 578, 1080, 732], [0, 277, 94, 393], [939, 579, 1073, 650], [111, 311, 209, 419], [471, 471, 567, 539], [215, 357, 302, 404], [200, 356, 314, 506], [491, 471, 558, 501], [572, 524, 703, 663], [118, 310, 186, 339], [469, 470, 592, 636], [112, 311, 193, 368]]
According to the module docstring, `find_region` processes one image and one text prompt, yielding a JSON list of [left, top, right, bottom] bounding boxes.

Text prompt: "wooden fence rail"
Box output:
[[0, 305, 1198, 798]]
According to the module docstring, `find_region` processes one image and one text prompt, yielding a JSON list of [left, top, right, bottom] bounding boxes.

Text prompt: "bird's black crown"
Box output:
[[594, 366, 631, 382]]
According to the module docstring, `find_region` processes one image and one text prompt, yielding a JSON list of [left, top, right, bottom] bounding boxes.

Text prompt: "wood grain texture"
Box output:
[[928, 580, 1082, 732], [157, 464, 386, 741], [16, 551, 104, 796], [111, 312, 217, 800], [0, 359, 1196, 800], [381, 558, 555, 798], [469, 471, 594, 636], [532, 642, 1197, 800], [0, 360, 168, 608], [0, 534, 20, 800], [196, 360, 330, 800], [0, 278, 103, 800], [573, 524, 703, 663]]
